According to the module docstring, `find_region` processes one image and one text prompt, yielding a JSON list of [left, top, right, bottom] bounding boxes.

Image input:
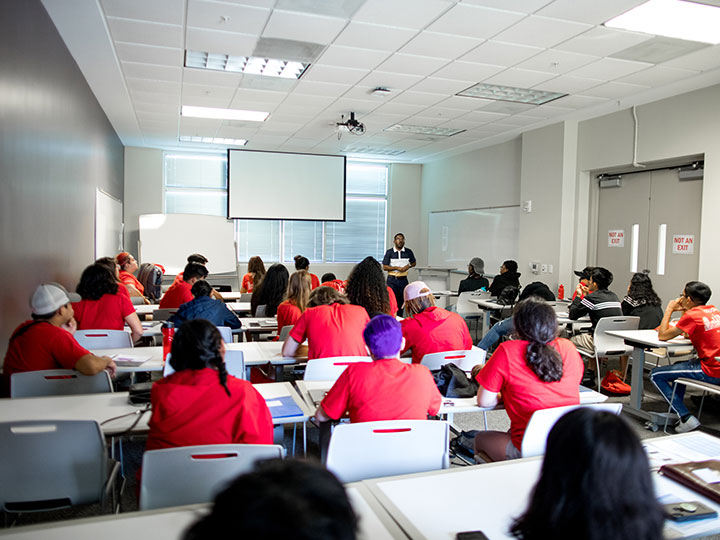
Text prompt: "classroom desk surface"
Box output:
[[134, 302, 251, 316], [138, 318, 275, 338]]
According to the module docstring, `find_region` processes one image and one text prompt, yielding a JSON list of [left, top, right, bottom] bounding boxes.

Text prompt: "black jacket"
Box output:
[[569, 289, 622, 329], [489, 271, 521, 297], [622, 297, 663, 329], [458, 275, 489, 294]]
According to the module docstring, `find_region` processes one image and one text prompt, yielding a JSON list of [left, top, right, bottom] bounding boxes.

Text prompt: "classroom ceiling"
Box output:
[[42, 0, 720, 163]]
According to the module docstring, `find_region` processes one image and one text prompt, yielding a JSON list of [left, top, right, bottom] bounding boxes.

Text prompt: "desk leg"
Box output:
[[481, 311, 491, 339], [319, 420, 332, 463], [623, 345, 677, 430]]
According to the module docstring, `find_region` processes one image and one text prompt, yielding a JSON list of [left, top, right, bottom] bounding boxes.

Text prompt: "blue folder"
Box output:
[[266, 395, 303, 419]]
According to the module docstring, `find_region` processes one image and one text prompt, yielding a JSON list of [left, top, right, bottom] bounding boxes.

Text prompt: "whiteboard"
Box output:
[[428, 206, 520, 274], [139, 213, 236, 275], [95, 189, 123, 259]]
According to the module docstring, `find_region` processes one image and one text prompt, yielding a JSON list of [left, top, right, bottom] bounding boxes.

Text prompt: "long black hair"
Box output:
[[513, 297, 562, 382], [627, 272, 661, 306], [511, 408, 665, 540], [169, 319, 230, 396], [251, 263, 289, 316], [76, 264, 119, 300], [346, 256, 390, 316]]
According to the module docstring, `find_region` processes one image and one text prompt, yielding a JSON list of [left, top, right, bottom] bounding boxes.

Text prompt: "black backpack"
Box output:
[[497, 285, 520, 306], [137, 263, 164, 301]]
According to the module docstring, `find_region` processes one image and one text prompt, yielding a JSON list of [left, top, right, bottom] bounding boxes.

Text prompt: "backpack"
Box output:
[[497, 285, 520, 306], [432, 363, 479, 398], [600, 370, 631, 395], [137, 263, 164, 301]]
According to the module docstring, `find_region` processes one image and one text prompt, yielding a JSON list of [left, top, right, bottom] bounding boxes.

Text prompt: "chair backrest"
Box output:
[[0, 420, 108, 511], [255, 304, 267, 317], [239, 293, 252, 302], [163, 350, 244, 379], [74, 329, 133, 349], [421, 348, 487, 372], [303, 356, 372, 381], [153, 308, 177, 321], [140, 443, 283, 510], [521, 403, 623, 458], [278, 325, 293, 342], [326, 420, 450, 483], [593, 316, 641, 356], [454, 292, 487, 316], [11, 370, 113, 398], [216, 326, 233, 343]]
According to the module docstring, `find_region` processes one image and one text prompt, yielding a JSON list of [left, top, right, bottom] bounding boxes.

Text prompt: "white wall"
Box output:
[[124, 147, 163, 257]]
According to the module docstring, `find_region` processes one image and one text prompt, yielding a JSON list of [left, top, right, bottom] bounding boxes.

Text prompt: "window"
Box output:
[[164, 153, 227, 216]]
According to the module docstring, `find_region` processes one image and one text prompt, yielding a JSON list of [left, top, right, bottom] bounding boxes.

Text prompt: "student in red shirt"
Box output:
[[159, 262, 208, 309], [3, 283, 117, 396], [172, 254, 223, 300], [72, 264, 143, 342], [240, 256, 266, 293], [116, 251, 146, 299], [346, 256, 397, 318], [400, 281, 472, 363], [316, 314, 441, 423], [277, 270, 311, 337], [146, 319, 273, 451], [96, 256, 131, 298], [294, 255, 320, 289], [250, 263, 289, 317], [320, 272, 346, 294], [282, 287, 370, 360], [474, 297, 584, 462], [651, 281, 720, 433]]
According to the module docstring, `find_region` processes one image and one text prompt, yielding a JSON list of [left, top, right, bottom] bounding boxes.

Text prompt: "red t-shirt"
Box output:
[[289, 303, 370, 360], [118, 283, 131, 298], [321, 280, 346, 294], [387, 286, 398, 317], [277, 300, 302, 333], [310, 273, 320, 290], [2, 321, 90, 392], [172, 273, 184, 286], [159, 280, 193, 309], [321, 358, 442, 423], [476, 338, 583, 450], [241, 273, 254, 293], [676, 305, 720, 377], [119, 270, 144, 294], [401, 306, 472, 364], [146, 368, 273, 451], [72, 293, 134, 331]]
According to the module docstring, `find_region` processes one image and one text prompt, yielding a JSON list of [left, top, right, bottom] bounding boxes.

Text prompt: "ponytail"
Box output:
[[211, 355, 231, 397], [513, 297, 564, 383], [170, 319, 232, 395]]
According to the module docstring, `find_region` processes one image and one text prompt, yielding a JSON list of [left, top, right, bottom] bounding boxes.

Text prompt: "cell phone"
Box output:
[[663, 501, 718, 522], [456, 531, 490, 540]]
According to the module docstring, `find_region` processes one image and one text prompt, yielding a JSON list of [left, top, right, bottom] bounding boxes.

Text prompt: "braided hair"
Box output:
[[169, 319, 231, 396], [513, 297, 563, 382]]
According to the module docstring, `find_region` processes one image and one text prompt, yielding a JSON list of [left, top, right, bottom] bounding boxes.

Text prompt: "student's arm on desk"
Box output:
[[75, 354, 117, 377], [282, 336, 301, 357], [658, 297, 686, 341], [315, 405, 331, 423], [125, 312, 144, 342], [476, 384, 500, 408]]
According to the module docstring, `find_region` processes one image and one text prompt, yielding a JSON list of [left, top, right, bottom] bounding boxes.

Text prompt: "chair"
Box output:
[[11, 369, 113, 398], [575, 316, 640, 392], [153, 308, 177, 321], [303, 356, 372, 382], [163, 350, 245, 379], [664, 374, 720, 432], [74, 329, 133, 349], [239, 293, 252, 302], [216, 326, 233, 343], [278, 325, 293, 342], [421, 348, 487, 372], [255, 304, 267, 317], [454, 292, 488, 339], [0, 420, 120, 514], [140, 443, 283, 510], [521, 403, 623, 458], [326, 420, 450, 483]]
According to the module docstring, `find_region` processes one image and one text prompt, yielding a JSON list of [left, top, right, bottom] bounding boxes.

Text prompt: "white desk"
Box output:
[[219, 291, 244, 301], [466, 297, 511, 338], [606, 329, 693, 429], [134, 302, 251, 317]]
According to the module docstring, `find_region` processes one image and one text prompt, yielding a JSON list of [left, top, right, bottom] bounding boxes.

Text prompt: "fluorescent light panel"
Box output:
[[457, 83, 567, 105], [605, 0, 720, 45], [179, 136, 247, 146], [186, 50, 310, 79], [384, 124, 465, 137], [181, 106, 269, 122], [344, 146, 406, 156]]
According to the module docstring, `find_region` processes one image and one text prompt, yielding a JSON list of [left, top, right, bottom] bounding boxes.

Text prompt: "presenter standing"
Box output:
[[382, 233, 416, 317]]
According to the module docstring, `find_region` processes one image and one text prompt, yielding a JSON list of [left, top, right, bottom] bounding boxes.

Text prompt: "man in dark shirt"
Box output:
[[458, 257, 489, 294], [488, 260, 521, 297], [382, 233, 416, 317]]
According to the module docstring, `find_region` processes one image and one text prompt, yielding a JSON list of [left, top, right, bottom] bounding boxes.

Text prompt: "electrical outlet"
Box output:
[[548, 264, 553, 273], [541, 264, 548, 273], [530, 262, 540, 274]]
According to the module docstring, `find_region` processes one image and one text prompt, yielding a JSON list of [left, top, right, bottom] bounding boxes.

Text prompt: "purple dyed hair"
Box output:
[[363, 314, 402, 359]]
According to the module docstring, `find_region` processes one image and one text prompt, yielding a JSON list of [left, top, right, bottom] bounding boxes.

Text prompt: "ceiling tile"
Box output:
[[127, 78, 181, 94], [293, 80, 353, 97], [533, 74, 603, 94], [122, 62, 182, 82], [115, 42, 184, 66], [517, 103, 574, 118], [334, 22, 418, 51], [359, 71, 424, 92], [341, 85, 383, 100], [134, 101, 180, 114], [664, 44, 720, 72], [615, 65, 699, 86], [432, 61, 504, 82], [484, 67, 557, 87], [181, 83, 237, 100], [459, 0, 552, 13], [569, 57, 651, 80], [186, 1, 270, 34], [229, 97, 282, 111], [400, 32, 481, 60], [426, 4, 526, 39], [535, 0, 646, 25], [390, 91, 447, 106], [581, 81, 649, 99], [438, 95, 493, 110], [302, 64, 368, 85], [132, 90, 181, 105], [409, 77, 476, 94], [107, 18, 184, 48], [185, 28, 257, 56], [555, 26, 654, 57], [492, 16, 592, 48], [263, 10, 348, 44], [376, 54, 448, 77], [420, 106, 472, 120], [179, 93, 233, 107], [329, 97, 383, 115], [489, 114, 540, 126], [100, 0, 185, 25], [460, 40, 543, 66], [353, 0, 451, 29], [317, 45, 389, 69], [478, 101, 537, 114], [515, 49, 599, 74], [182, 67, 244, 87], [399, 115, 448, 126], [551, 94, 609, 109], [373, 102, 427, 116], [467, 109, 511, 122]]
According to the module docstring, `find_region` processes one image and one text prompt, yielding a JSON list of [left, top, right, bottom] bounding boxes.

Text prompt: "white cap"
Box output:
[[30, 283, 80, 315]]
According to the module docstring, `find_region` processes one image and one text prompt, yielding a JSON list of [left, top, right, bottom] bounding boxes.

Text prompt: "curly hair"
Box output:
[[76, 264, 119, 300], [346, 257, 390, 316], [627, 272, 661, 306], [308, 286, 349, 307], [513, 297, 562, 383], [169, 319, 230, 396]]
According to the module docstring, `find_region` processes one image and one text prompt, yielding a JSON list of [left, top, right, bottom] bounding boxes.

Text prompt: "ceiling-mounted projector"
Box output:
[[336, 112, 365, 139]]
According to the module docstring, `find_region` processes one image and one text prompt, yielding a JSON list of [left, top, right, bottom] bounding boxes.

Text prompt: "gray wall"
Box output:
[[0, 0, 124, 358]]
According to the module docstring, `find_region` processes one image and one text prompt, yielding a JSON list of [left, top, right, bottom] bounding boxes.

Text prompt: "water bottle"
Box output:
[[558, 284, 565, 300], [161, 321, 175, 363]]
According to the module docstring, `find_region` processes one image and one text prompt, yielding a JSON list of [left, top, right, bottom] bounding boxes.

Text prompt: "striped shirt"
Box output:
[[568, 289, 622, 329]]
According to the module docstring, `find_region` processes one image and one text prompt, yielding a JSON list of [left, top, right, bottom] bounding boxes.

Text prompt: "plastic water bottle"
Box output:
[[558, 284, 565, 300], [161, 321, 175, 363]]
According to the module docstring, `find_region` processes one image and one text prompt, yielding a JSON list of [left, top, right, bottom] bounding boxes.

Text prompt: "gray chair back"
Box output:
[[11, 370, 112, 398]]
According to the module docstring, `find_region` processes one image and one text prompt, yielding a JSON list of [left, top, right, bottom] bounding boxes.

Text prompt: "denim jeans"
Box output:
[[477, 317, 514, 351], [650, 358, 720, 418]]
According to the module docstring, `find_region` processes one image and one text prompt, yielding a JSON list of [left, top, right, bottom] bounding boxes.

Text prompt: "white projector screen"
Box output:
[[228, 149, 346, 221]]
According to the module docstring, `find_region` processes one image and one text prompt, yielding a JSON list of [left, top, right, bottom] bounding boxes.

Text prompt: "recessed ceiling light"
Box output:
[[384, 124, 466, 137], [179, 136, 247, 146], [181, 106, 269, 122], [185, 50, 310, 79], [457, 83, 566, 105], [605, 0, 720, 44], [344, 146, 406, 155]]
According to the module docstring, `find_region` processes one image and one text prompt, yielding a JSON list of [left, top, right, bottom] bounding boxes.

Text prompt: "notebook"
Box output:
[[265, 396, 303, 418], [112, 354, 152, 367]]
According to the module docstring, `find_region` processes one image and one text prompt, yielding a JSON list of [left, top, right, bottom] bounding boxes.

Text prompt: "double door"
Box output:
[[596, 169, 702, 306]]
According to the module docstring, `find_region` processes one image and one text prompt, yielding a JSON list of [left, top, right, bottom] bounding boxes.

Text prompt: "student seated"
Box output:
[[277, 270, 311, 336], [458, 257, 489, 294], [511, 408, 664, 540], [72, 264, 143, 342], [116, 251, 146, 299], [315, 314, 442, 423], [571, 266, 593, 300], [183, 459, 357, 540], [488, 259, 521, 297], [2, 283, 117, 396], [282, 287, 370, 359], [294, 255, 319, 289], [171, 280, 242, 330], [173, 254, 223, 300], [321, 272, 346, 294], [250, 263, 289, 317], [146, 319, 273, 451], [240, 256, 266, 293], [474, 298, 583, 462], [400, 281, 472, 364], [159, 262, 209, 309], [622, 272, 663, 328], [96, 256, 131, 298], [650, 281, 720, 433], [346, 256, 397, 318]]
